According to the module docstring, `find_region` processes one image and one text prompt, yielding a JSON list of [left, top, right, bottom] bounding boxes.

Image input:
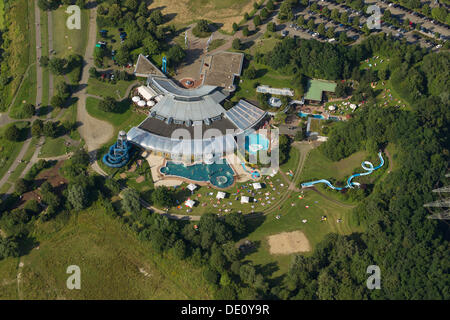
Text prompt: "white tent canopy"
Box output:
[[147, 100, 155, 107], [187, 183, 197, 192], [328, 105, 336, 111], [241, 196, 250, 204], [137, 85, 157, 101], [253, 183, 262, 190], [137, 100, 146, 107], [216, 191, 226, 200], [185, 199, 195, 208], [132, 96, 141, 103]]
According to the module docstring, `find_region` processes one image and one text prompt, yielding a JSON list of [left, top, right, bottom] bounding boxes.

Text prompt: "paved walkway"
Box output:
[[75, 6, 114, 155]]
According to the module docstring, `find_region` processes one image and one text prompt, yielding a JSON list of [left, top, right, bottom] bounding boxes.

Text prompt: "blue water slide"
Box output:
[[103, 141, 132, 168], [301, 152, 384, 190]]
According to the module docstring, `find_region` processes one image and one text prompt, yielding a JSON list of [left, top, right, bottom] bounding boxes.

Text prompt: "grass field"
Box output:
[[85, 97, 147, 129], [0, 0, 5, 29], [360, 55, 409, 109], [87, 78, 136, 99], [39, 137, 67, 158], [2, 0, 36, 112], [243, 188, 360, 279], [148, 0, 254, 32], [40, 9, 49, 106], [9, 65, 37, 118], [299, 148, 370, 184], [0, 256, 19, 298], [232, 61, 294, 103], [6, 137, 38, 184], [0, 121, 29, 183], [52, 6, 89, 59], [0, 205, 213, 299]]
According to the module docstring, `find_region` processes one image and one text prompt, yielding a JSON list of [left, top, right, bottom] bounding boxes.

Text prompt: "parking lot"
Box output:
[[281, 0, 448, 51]]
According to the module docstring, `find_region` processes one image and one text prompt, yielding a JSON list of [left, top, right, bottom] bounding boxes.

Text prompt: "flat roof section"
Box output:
[[203, 51, 244, 89], [134, 54, 166, 78], [304, 79, 337, 101]]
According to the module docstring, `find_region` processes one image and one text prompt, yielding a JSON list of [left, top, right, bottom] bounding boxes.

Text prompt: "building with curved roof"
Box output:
[[127, 74, 268, 161]]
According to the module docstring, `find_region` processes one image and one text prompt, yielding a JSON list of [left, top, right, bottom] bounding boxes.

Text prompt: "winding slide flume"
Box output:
[[301, 152, 385, 190]]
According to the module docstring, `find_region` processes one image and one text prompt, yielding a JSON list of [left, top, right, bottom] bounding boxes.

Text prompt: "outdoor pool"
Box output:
[[245, 134, 269, 155], [298, 112, 325, 119], [160, 160, 235, 188]]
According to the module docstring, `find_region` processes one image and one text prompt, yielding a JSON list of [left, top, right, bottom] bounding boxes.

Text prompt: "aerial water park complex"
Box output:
[[301, 152, 385, 190], [104, 56, 271, 188]]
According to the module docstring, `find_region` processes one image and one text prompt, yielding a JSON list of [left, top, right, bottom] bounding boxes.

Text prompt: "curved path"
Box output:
[[75, 6, 114, 154]]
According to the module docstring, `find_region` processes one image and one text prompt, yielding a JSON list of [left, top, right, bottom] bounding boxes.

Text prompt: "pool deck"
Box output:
[[146, 153, 183, 187], [225, 153, 253, 183]]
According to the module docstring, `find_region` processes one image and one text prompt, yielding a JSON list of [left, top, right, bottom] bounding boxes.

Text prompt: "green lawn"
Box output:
[[9, 65, 37, 118], [207, 39, 226, 52], [85, 97, 147, 129], [0, 256, 19, 299], [0, 181, 12, 195], [243, 188, 360, 279], [280, 145, 300, 174], [39, 137, 67, 158], [0, 0, 5, 29], [0, 122, 30, 183], [360, 55, 409, 109], [52, 6, 89, 58], [300, 148, 371, 183], [40, 9, 49, 106], [7, 137, 38, 184], [232, 61, 295, 103], [1, 0, 36, 110], [87, 78, 136, 99], [298, 147, 388, 203], [0, 205, 213, 299]]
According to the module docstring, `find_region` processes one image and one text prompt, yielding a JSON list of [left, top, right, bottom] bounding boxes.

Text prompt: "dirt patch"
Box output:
[[149, 0, 254, 32], [267, 231, 311, 254]]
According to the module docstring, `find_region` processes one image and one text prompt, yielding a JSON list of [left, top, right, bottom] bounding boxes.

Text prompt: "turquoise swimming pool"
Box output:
[[245, 134, 270, 155], [159, 160, 235, 188], [299, 112, 325, 119]]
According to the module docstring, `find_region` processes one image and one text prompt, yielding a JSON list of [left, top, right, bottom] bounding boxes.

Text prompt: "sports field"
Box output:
[[148, 0, 254, 31]]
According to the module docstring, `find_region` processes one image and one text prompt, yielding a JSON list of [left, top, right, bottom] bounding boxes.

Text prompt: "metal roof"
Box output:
[[127, 127, 236, 156], [225, 100, 267, 131], [150, 76, 218, 98]]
